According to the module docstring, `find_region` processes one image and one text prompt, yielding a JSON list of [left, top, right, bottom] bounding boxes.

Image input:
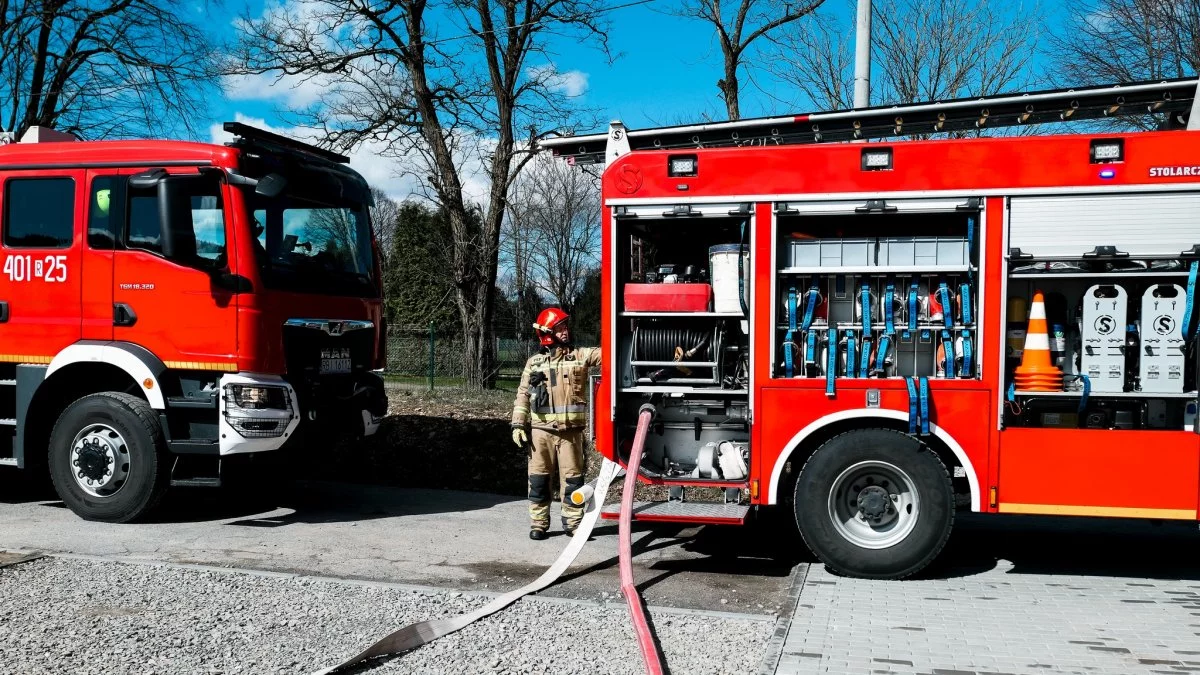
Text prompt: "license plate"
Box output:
[[320, 348, 352, 374]]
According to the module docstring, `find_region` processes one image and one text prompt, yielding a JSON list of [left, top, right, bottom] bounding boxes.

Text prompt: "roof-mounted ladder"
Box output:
[[540, 77, 1200, 165]]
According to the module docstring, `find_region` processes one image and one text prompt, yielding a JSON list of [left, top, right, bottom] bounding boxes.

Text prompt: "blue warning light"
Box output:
[[1099, 168, 1116, 179]]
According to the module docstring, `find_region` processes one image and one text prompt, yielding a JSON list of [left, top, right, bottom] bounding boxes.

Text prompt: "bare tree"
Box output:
[[229, 0, 608, 389], [1053, 0, 1198, 129], [767, 0, 1041, 116], [0, 0, 217, 139], [673, 0, 825, 120], [507, 154, 600, 313], [368, 187, 402, 267]]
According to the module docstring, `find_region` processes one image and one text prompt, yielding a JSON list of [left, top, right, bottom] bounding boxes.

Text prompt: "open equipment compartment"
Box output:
[[773, 199, 983, 382], [1002, 192, 1199, 431], [612, 204, 753, 484]]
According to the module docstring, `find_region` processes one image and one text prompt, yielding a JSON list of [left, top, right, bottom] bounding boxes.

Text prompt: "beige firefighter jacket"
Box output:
[[511, 346, 602, 431]]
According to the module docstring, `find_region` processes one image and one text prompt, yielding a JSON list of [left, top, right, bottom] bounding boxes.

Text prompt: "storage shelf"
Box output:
[[621, 312, 745, 317], [1008, 271, 1190, 279], [780, 265, 974, 275], [1012, 389, 1197, 399], [620, 387, 748, 395], [776, 323, 974, 331]]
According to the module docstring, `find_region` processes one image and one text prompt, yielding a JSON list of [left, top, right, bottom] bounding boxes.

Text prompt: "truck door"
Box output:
[[111, 171, 237, 371], [0, 170, 85, 361], [80, 170, 122, 341]]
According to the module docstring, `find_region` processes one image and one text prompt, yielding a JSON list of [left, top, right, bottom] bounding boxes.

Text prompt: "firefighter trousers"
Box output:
[[527, 427, 586, 532]]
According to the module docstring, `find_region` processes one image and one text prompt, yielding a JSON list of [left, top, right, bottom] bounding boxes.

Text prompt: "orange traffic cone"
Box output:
[[1013, 291, 1063, 391]]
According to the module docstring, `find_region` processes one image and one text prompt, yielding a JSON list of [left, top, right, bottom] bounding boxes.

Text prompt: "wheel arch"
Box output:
[[22, 342, 168, 470], [765, 409, 980, 512]]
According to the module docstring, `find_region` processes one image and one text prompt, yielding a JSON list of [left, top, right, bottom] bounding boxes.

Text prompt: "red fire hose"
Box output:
[[619, 404, 665, 675]]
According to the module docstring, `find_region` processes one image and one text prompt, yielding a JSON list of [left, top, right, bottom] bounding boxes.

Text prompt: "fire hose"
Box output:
[[310, 404, 662, 675]]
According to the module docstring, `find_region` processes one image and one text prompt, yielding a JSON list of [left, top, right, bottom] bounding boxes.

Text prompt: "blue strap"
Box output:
[[905, 282, 919, 338], [1077, 374, 1090, 414], [784, 288, 797, 377], [859, 337, 872, 378], [906, 377, 919, 434], [801, 283, 818, 330], [961, 332, 973, 378], [846, 332, 857, 378], [967, 216, 976, 283], [960, 283, 973, 325], [1006, 380, 1016, 402], [918, 376, 931, 435], [937, 282, 954, 330], [805, 330, 817, 369], [875, 334, 892, 374], [1183, 260, 1198, 341], [941, 330, 956, 379], [883, 285, 896, 335], [825, 327, 838, 396], [859, 284, 871, 334]]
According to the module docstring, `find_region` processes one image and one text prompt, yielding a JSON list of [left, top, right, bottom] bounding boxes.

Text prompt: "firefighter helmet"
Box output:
[[533, 307, 569, 346], [95, 188, 110, 216]]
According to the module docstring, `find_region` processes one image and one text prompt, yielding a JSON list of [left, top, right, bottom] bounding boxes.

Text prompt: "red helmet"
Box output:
[[533, 307, 569, 346]]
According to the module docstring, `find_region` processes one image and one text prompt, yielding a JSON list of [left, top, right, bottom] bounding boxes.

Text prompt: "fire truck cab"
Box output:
[[0, 123, 387, 522], [544, 78, 1200, 579]]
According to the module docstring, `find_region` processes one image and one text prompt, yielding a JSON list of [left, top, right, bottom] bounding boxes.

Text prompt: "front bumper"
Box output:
[[218, 372, 388, 456]]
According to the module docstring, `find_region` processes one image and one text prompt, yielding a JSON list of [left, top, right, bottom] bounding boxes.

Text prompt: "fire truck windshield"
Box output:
[[244, 189, 378, 298]]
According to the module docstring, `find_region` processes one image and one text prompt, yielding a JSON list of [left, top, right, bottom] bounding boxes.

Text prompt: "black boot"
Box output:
[[529, 528, 548, 541]]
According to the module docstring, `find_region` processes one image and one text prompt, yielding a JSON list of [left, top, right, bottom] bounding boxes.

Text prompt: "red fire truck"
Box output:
[[0, 123, 387, 522], [543, 78, 1200, 579]]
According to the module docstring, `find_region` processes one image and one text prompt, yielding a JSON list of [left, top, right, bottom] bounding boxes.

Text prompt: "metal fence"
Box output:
[[385, 326, 597, 389]]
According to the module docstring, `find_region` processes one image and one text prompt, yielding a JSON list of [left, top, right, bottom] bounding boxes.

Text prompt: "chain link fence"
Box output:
[[385, 325, 597, 390]]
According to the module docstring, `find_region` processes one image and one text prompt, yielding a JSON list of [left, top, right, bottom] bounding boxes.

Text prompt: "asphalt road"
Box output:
[[0, 471, 801, 617]]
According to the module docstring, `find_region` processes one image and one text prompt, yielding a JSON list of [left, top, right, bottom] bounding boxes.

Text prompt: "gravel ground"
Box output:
[[0, 557, 774, 675]]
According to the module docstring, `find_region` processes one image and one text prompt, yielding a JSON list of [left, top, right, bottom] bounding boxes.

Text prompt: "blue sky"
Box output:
[[208, 0, 1073, 198]]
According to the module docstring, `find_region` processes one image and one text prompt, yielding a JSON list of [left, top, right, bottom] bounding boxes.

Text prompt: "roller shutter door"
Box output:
[[1008, 192, 1200, 259]]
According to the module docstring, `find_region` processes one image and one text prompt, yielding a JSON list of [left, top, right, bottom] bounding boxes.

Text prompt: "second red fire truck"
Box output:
[[544, 78, 1200, 579], [0, 123, 387, 523]]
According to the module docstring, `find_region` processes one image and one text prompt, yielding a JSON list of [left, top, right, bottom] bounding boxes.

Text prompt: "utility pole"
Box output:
[[853, 0, 872, 108]]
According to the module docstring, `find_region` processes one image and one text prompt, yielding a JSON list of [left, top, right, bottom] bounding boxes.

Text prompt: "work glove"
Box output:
[[512, 427, 527, 447]]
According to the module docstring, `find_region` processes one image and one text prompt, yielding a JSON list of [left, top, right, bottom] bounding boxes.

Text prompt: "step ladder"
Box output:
[[0, 373, 15, 467], [541, 77, 1200, 164], [600, 486, 750, 525]]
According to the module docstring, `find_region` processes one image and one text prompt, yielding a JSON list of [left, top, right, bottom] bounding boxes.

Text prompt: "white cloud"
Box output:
[[221, 72, 333, 108], [526, 64, 589, 97]]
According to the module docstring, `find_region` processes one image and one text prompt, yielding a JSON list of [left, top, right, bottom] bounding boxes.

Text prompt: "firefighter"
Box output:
[[511, 308, 601, 540]]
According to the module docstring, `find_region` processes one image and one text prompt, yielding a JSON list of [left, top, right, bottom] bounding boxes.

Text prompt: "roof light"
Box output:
[[861, 147, 893, 171], [667, 154, 697, 177], [1090, 138, 1124, 163]]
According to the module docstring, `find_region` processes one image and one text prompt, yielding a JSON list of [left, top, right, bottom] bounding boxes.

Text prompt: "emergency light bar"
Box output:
[[540, 77, 1200, 164]]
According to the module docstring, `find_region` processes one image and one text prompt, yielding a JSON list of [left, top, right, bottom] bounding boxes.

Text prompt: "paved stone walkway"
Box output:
[[776, 516, 1200, 675]]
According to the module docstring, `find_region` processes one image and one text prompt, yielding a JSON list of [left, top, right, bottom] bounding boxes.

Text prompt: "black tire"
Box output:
[[48, 392, 169, 523], [793, 428, 953, 579]]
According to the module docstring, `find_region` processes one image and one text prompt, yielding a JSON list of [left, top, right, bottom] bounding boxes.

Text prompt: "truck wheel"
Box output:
[[48, 392, 168, 523], [793, 428, 953, 579]]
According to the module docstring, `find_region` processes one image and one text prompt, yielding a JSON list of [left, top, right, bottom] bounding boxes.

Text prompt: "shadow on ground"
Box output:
[[914, 513, 1200, 581]]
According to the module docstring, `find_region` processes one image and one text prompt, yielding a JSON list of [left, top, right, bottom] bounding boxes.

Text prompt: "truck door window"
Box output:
[[88, 176, 119, 250], [3, 177, 75, 248], [126, 178, 227, 269]]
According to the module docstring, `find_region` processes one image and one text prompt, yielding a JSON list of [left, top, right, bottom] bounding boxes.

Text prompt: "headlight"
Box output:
[[225, 384, 288, 410]]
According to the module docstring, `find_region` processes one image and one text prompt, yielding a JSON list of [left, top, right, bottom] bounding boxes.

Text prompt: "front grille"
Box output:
[[282, 323, 374, 379]]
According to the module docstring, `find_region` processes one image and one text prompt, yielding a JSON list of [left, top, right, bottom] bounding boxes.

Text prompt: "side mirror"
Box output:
[[157, 175, 206, 260], [129, 168, 168, 189], [255, 173, 287, 198]]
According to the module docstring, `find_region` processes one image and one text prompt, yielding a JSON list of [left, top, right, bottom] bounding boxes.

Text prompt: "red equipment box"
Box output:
[[624, 283, 712, 312]]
